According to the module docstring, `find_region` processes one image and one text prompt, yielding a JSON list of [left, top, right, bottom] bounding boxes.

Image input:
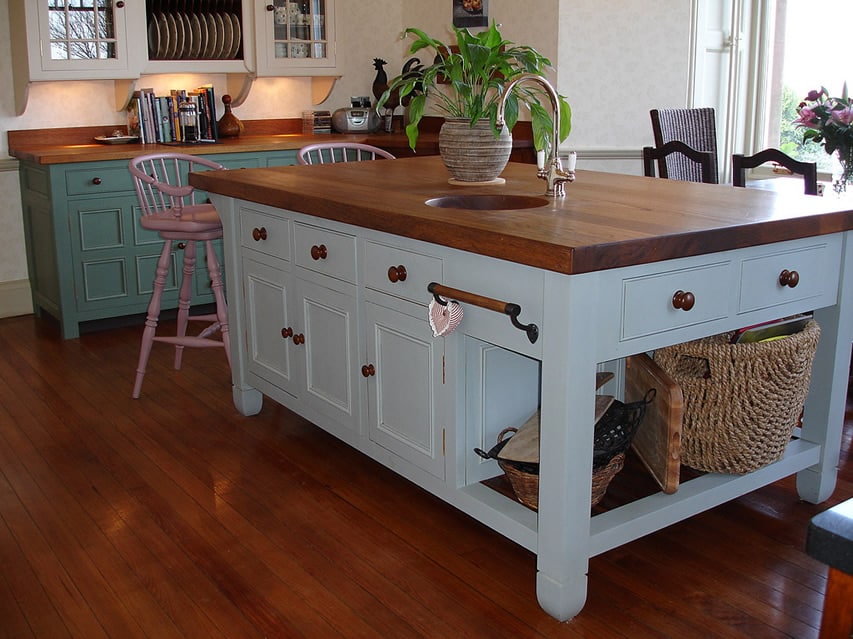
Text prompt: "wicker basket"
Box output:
[[476, 396, 650, 511], [653, 319, 820, 474]]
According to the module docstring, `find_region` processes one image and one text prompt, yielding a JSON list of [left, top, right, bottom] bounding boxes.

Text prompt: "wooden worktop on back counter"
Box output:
[[189, 155, 853, 275], [7, 117, 535, 165]]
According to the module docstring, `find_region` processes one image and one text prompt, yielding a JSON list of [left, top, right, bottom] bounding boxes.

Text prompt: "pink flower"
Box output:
[[794, 106, 820, 127], [831, 106, 853, 126], [806, 89, 825, 101]]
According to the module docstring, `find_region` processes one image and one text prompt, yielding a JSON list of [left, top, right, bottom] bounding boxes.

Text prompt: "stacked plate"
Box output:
[[147, 11, 242, 60]]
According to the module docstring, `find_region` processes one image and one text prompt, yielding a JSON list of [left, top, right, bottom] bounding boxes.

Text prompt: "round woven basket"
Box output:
[[498, 449, 625, 511], [653, 319, 820, 474]]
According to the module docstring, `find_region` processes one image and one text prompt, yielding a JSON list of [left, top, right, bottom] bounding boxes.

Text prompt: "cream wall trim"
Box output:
[[0, 279, 33, 319], [0, 158, 20, 172], [570, 148, 642, 161]]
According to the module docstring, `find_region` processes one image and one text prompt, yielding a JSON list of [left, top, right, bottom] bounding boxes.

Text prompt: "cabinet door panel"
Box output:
[[299, 279, 359, 433], [243, 256, 298, 395], [365, 302, 444, 479]]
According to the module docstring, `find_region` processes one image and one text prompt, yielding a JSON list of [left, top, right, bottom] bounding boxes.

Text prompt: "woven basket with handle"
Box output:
[[653, 319, 820, 474]]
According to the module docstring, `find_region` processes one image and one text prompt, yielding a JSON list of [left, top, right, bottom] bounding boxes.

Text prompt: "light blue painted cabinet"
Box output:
[[18, 149, 297, 338]]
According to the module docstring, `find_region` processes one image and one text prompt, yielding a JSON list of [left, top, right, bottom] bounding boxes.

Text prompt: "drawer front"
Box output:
[[364, 240, 442, 304], [240, 206, 291, 262], [293, 222, 357, 283], [738, 239, 841, 313], [621, 260, 732, 340], [66, 165, 135, 196]]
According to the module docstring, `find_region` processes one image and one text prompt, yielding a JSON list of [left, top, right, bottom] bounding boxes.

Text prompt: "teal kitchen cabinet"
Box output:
[[19, 149, 297, 339]]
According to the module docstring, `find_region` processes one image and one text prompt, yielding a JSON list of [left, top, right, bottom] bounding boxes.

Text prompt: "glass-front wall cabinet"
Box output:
[[16, 0, 135, 77], [256, 0, 336, 75]]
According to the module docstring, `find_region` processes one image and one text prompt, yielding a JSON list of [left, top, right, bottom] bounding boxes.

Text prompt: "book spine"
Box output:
[[157, 97, 172, 143], [165, 96, 177, 143]]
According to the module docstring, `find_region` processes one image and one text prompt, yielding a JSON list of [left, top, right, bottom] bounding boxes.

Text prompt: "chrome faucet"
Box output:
[[497, 74, 574, 197]]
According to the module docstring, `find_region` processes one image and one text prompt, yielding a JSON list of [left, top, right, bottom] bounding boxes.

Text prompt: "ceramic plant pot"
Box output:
[[438, 118, 512, 183]]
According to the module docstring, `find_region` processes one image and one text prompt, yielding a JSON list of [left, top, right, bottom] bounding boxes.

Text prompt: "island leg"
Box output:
[[535, 273, 600, 621], [797, 231, 853, 503], [233, 384, 263, 416]]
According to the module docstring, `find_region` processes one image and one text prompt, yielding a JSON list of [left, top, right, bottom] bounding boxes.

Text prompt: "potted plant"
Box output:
[[378, 21, 571, 182]]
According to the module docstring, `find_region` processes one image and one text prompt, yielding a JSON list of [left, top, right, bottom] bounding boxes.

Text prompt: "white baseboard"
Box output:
[[0, 279, 33, 319]]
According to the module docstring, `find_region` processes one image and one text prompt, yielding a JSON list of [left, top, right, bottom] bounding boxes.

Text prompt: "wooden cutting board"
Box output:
[[626, 353, 683, 493]]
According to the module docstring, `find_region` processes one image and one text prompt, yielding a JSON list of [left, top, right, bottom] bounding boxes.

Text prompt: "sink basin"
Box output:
[[424, 194, 549, 211]]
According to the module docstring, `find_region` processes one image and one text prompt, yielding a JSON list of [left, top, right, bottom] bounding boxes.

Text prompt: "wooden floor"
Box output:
[[0, 314, 850, 639]]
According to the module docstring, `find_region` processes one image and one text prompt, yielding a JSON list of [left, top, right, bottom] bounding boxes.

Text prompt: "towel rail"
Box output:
[[427, 282, 539, 344]]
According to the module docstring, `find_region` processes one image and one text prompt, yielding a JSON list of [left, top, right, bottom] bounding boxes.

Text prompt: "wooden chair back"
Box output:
[[297, 142, 396, 165], [732, 148, 819, 195], [643, 141, 717, 184]]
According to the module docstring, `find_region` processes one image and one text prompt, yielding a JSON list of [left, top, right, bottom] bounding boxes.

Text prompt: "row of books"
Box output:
[[302, 110, 331, 134], [126, 86, 219, 144]]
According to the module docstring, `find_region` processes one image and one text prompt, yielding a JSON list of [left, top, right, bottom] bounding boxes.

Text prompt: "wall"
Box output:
[[0, 0, 692, 318]]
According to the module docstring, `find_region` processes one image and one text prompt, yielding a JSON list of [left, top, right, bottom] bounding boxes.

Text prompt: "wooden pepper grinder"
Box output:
[[217, 94, 244, 138]]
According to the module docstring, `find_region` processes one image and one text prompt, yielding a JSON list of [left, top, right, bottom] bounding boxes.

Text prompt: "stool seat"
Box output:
[[128, 153, 231, 399], [139, 203, 224, 234]]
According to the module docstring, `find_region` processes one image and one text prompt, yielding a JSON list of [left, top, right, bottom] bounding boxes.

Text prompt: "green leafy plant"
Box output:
[[377, 22, 571, 153]]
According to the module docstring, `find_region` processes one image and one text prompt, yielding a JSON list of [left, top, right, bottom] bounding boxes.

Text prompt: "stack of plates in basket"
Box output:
[[147, 11, 242, 60]]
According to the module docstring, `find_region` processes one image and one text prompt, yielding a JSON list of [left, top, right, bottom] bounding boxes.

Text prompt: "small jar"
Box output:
[[178, 101, 199, 143]]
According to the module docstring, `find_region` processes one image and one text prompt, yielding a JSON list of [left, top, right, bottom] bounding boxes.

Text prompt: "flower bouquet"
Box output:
[[793, 84, 853, 192]]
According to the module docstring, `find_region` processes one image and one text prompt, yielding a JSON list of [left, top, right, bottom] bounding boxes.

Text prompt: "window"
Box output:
[[693, 0, 849, 180], [767, 0, 848, 175]]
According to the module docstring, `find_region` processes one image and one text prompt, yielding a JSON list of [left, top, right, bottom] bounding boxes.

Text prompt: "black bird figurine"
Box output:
[[399, 57, 424, 107], [372, 58, 390, 106], [373, 57, 399, 132]]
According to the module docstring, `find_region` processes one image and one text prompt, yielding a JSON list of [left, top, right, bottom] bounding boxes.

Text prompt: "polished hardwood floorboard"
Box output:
[[0, 314, 850, 639]]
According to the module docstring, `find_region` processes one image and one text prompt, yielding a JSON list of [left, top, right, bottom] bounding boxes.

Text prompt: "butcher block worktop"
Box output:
[[189, 155, 853, 274]]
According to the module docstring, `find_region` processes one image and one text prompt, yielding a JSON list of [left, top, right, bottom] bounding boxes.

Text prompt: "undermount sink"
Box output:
[[424, 194, 550, 211]]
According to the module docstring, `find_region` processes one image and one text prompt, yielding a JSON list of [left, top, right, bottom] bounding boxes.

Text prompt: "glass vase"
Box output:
[[833, 144, 853, 194]]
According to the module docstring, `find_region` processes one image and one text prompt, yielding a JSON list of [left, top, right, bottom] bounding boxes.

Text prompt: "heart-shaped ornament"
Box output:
[[428, 298, 464, 337]]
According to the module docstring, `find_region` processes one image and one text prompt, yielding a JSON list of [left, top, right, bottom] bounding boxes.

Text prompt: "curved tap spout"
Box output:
[[497, 74, 574, 197]]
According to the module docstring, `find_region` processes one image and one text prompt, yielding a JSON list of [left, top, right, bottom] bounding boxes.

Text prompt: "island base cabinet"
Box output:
[[363, 301, 446, 480]]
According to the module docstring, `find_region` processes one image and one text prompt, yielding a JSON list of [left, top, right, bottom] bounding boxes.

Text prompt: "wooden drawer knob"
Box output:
[[280, 327, 293, 338], [252, 227, 267, 241], [310, 244, 328, 260], [292, 333, 305, 345], [387, 265, 407, 282], [92, 177, 102, 185], [116, 1, 125, 8], [176, 242, 187, 250], [672, 290, 695, 311], [266, 3, 275, 10], [779, 269, 800, 288], [361, 364, 375, 377]]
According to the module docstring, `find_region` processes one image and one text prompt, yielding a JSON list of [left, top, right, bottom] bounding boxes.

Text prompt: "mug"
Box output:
[[291, 42, 309, 58], [274, 6, 288, 25]]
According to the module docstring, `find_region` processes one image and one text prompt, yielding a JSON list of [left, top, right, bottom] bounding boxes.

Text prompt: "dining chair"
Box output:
[[297, 142, 396, 165], [732, 148, 819, 195], [128, 152, 231, 399], [643, 141, 717, 184], [650, 107, 719, 183]]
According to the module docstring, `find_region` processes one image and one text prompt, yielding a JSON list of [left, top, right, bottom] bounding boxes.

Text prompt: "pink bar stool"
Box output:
[[128, 153, 231, 398]]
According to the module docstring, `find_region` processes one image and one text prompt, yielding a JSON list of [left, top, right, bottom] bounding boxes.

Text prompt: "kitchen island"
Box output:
[[190, 156, 853, 621]]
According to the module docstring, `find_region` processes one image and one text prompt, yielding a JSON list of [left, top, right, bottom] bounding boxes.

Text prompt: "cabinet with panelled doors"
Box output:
[[17, 149, 297, 339], [239, 204, 360, 442], [231, 201, 447, 477]]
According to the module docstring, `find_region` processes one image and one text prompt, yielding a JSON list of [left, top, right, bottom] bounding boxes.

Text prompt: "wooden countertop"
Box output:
[[189, 155, 853, 274], [6, 117, 533, 165]]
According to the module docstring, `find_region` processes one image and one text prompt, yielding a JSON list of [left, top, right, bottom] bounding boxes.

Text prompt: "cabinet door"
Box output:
[[242, 256, 299, 396], [255, 0, 336, 76], [20, 0, 138, 79], [364, 301, 445, 479], [296, 277, 359, 434]]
